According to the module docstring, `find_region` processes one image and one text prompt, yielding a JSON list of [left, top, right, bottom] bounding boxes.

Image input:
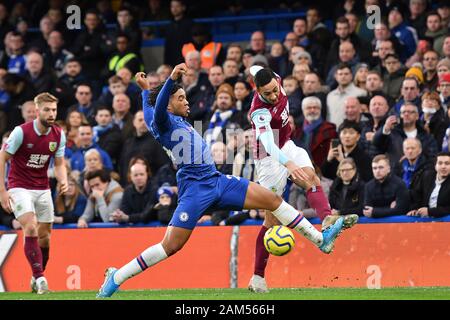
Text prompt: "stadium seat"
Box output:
[[237, 21, 262, 33]]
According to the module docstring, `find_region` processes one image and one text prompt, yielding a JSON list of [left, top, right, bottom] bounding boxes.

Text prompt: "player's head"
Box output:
[[149, 82, 190, 117], [34, 92, 58, 127], [254, 68, 279, 105]]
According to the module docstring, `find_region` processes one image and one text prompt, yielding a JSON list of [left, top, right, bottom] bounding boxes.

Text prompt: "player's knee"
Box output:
[[162, 241, 185, 257], [23, 223, 38, 236], [38, 234, 51, 247]]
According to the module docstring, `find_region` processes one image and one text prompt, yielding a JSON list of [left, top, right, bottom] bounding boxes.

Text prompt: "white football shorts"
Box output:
[[255, 140, 313, 195], [8, 188, 54, 223]]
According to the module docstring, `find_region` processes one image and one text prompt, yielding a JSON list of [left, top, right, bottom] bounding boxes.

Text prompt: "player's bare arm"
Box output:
[[0, 149, 14, 213], [54, 157, 68, 195]]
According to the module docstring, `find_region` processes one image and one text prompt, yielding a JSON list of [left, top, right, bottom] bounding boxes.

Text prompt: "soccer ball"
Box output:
[[264, 225, 295, 256]]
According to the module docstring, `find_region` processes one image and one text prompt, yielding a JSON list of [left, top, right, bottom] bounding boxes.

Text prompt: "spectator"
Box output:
[[249, 31, 267, 56], [77, 169, 124, 227], [407, 0, 428, 38], [422, 50, 440, 91], [353, 63, 369, 91], [65, 110, 87, 150], [363, 154, 410, 218], [373, 102, 438, 165], [93, 106, 123, 168], [28, 15, 54, 51], [326, 41, 360, 89], [408, 151, 450, 218], [182, 23, 225, 73], [283, 32, 299, 52], [112, 161, 159, 224], [182, 68, 211, 126], [372, 39, 396, 77], [0, 31, 26, 75], [211, 141, 232, 175], [98, 75, 139, 111], [70, 123, 113, 172], [20, 100, 37, 123], [365, 71, 387, 101], [109, 6, 142, 55], [0, 72, 36, 130], [438, 1, 450, 29], [328, 157, 365, 216], [112, 93, 134, 140], [105, 33, 144, 79], [0, 4, 13, 51], [394, 137, 434, 190], [24, 51, 55, 93], [163, 0, 193, 67], [295, 96, 337, 167], [388, 5, 418, 60], [392, 77, 422, 116], [425, 11, 447, 56], [226, 43, 243, 71], [382, 53, 406, 101], [326, 63, 367, 128], [205, 83, 244, 145], [71, 9, 110, 94], [321, 120, 373, 182], [371, 21, 403, 65], [156, 64, 173, 82], [292, 63, 310, 90], [233, 79, 252, 114], [53, 175, 88, 224], [56, 58, 86, 108], [302, 72, 327, 120], [282, 76, 302, 120], [268, 42, 289, 79], [360, 95, 389, 159], [438, 72, 450, 112], [141, 0, 171, 39], [66, 83, 99, 126], [184, 50, 208, 85], [43, 30, 74, 78], [421, 91, 447, 147], [344, 96, 370, 126], [119, 110, 170, 185], [305, 6, 332, 54], [405, 39, 432, 69], [223, 59, 240, 86]]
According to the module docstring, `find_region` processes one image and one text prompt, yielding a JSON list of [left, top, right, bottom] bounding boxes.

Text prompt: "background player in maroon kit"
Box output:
[[0, 92, 68, 294], [248, 66, 358, 293]]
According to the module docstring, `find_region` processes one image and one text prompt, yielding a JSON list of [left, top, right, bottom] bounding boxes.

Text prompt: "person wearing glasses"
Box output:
[[328, 158, 365, 217], [373, 102, 438, 165]]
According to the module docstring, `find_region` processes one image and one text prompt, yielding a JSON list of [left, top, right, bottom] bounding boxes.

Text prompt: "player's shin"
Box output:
[[306, 185, 331, 221], [272, 201, 323, 246], [24, 236, 44, 279], [254, 226, 269, 277], [113, 243, 168, 285]]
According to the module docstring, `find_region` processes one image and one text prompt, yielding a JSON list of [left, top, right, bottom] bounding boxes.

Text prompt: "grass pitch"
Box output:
[[1, 287, 450, 300]]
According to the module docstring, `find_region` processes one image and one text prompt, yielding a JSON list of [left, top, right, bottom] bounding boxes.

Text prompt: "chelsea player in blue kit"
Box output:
[[97, 64, 344, 298]]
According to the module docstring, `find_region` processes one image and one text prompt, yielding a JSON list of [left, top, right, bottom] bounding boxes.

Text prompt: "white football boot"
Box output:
[[248, 274, 269, 293]]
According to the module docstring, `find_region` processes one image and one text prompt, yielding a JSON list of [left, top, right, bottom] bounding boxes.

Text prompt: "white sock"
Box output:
[[272, 201, 323, 246], [113, 243, 168, 285]]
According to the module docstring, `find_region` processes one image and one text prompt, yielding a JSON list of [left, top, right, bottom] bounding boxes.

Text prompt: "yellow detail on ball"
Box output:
[[264, 225, 295, 256]]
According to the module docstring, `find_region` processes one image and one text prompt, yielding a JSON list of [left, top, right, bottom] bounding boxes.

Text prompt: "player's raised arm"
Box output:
[[251, 109, 310, 183], [153, 63, 187, 125]]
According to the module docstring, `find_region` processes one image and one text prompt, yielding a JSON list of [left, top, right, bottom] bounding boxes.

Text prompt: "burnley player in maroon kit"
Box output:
[[0, 92, 68, 294], [248, 66, 359, 293]]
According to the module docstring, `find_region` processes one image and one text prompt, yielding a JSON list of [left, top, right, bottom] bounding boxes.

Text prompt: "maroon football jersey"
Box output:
[[249, 78, 291, 160], [6, 121, 62, 190]]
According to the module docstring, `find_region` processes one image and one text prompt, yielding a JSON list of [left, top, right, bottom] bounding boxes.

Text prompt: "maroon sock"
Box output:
[[306, 185, 331, 221], [254, 226, 269, 278], [24, 237, 44, 279], [40, 247, 49, 271]]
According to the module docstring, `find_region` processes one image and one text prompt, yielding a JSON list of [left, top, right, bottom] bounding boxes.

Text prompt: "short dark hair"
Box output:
[[437, 151, 450, 159], [336, 16, 349, 26], [336, 62, 352, 72], [254, 68, 276, 88], [85, 168, 111, 183], [426, 10, 441, 21], [148, 81, 183, 106], [338, 120, 361, 134], [95, 105, 112, 115]]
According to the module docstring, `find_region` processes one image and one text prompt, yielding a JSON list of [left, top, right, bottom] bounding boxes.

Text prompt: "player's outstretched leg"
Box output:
[[97, 226, 192, 298], [244, 182, 344, 254]]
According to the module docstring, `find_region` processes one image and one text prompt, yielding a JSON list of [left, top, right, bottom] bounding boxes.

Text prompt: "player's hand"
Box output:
[[285, 161, 312, 184], [0, 190, 13, 214], [135, 72, 150, 90], [170, 63, 187, 81], [58, 181, 69, 195]]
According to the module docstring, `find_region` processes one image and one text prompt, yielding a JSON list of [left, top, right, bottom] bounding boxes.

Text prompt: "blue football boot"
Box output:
[[319, 216, 344, 254], [96, 267, 119, 298]]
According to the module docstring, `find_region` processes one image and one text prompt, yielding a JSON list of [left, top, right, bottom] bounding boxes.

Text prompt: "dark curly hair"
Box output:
[[148, 81, 183, 106]]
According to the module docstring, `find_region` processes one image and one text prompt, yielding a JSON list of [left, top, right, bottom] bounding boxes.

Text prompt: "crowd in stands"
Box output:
[[2, 0, 450, 229]]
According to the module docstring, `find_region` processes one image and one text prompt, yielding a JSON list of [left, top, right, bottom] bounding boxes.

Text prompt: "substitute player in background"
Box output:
[[96, 64, 345, 298], [248, 66, 359, 293], [0, 93, 68, 294]]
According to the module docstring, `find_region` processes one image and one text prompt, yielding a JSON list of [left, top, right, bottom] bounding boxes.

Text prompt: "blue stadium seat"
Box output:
[[215, 22, 235, 34], [237, 21, 262, 33]]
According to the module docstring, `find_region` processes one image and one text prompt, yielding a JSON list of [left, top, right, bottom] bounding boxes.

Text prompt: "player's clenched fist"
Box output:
[[170, 63, 187, 81], [0, 189, 13, 214], [135, 72, 150, 90]]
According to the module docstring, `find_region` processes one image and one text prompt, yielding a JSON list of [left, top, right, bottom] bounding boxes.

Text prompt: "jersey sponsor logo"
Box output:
[[49, 142, 57, 152], [281, 108, 289, 127], [27, 154, 50, 169], [180, 212, 189, 222]]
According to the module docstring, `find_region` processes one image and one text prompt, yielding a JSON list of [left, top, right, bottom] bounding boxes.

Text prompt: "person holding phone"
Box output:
[[321, 119, 373, 182]]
